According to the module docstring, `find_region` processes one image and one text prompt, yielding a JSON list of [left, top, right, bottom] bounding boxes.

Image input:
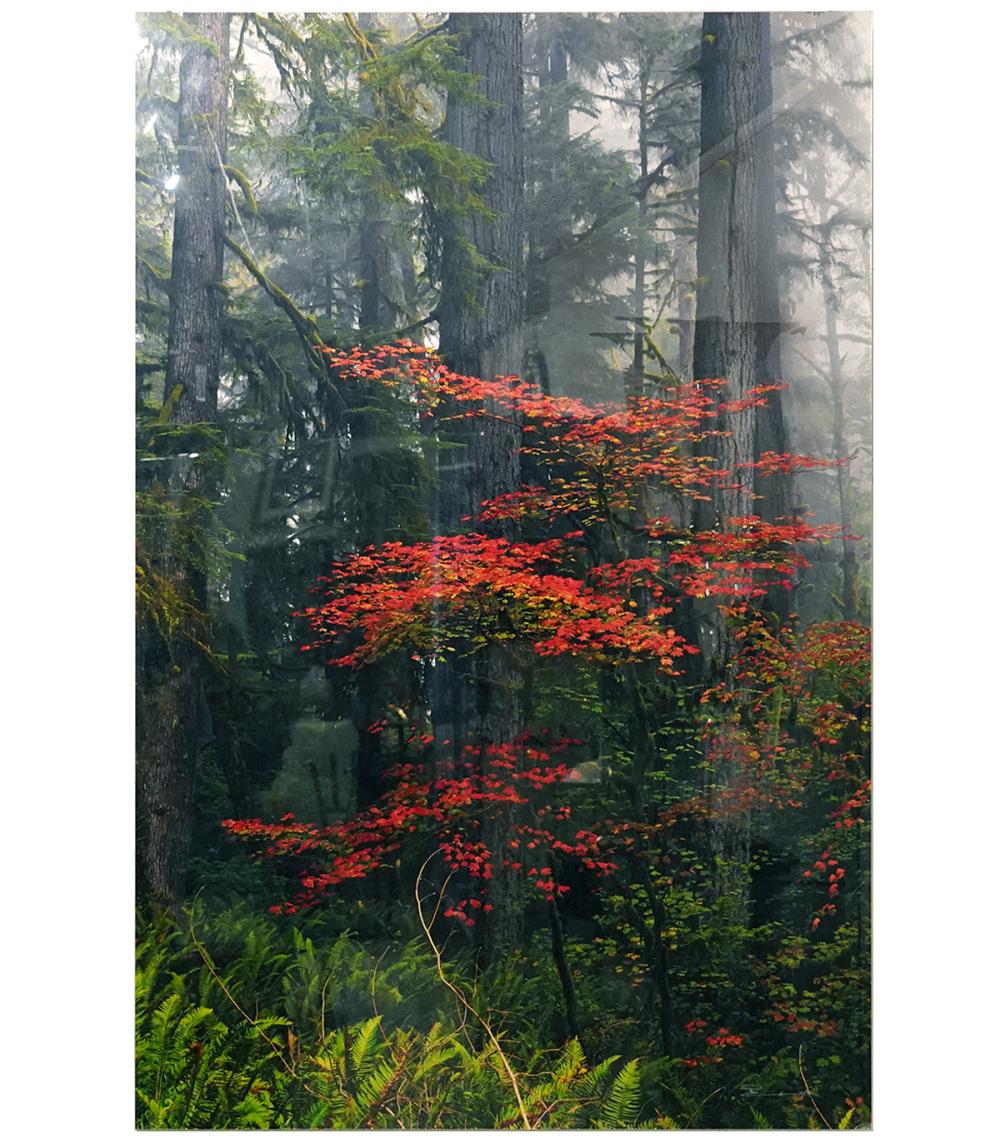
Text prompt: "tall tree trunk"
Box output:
[[357, 14, 415, 337], [676, 231, 697, 384], [809, 160, 860, 622], [691, 11, 783, 917], [436, 13, 525, 961], [137, 13, 230, 911], [164, 14, 230, 426], [358, 210, 399, 334], [694, 11, 789, 599], [525, 25, 570, 392], [824, 299, 859, 621], [348, 13, 421, 810], [435, 10, 525, 556], [628, 59, 651, 398], [438, 14, 525, 391]]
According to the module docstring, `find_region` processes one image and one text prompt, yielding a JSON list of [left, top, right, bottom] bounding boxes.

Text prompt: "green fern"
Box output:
[[136, 913, 674, 1129], [751, 1106, 773, 1129], [136, 993, 292, 1129], [598, 1058, 643, 1128], [838, 1107, 856, 1130], [350, 1016, 384, 1079]]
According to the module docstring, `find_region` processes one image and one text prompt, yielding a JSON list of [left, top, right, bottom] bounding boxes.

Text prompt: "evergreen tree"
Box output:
[[772, 12, 871, 622], [137, 13, 231, 909], [521, 13, 636, 399]]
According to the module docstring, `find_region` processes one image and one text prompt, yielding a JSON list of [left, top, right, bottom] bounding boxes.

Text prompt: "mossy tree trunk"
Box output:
[[164, 13, 230, 427], [137, 13, 230, 911]]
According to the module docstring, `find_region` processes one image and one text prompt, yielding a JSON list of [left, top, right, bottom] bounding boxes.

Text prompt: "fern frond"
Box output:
[[357, 1054, 405, 1124], [350, 1016, 384, 1077], [599, 1058, 643, 1128], [751, 1106, 773, 1129]]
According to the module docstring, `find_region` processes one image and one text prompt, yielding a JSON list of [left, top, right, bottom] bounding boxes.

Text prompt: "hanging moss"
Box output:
[[223, 164, 258, 215]]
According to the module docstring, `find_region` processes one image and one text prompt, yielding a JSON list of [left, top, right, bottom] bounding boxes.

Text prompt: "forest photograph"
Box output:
[[134, 8, 874, 1130]]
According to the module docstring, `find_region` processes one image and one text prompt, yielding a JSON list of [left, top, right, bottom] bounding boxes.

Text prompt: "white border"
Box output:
[[7, 3, 998, 1143]]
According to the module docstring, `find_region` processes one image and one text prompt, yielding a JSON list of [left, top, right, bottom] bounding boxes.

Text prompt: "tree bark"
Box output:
[[691, 12, 784, 920], [435, 13, 526, 961], [438, 14, 525, 393], [435, 11, 525, 569], [675, 227, 697, 383], [137, 13, 230, 911], [164, 14, 230, 425], [693, 12, 788, 538], [435, 11, 524, 542], [525, 25, 571, 392]]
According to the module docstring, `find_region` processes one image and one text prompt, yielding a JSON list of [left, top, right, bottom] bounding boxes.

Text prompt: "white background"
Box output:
[[3, 1, 997, 1143]]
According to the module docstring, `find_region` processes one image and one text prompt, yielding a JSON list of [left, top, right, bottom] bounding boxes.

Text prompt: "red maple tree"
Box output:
[[224, 342, 863, 930]]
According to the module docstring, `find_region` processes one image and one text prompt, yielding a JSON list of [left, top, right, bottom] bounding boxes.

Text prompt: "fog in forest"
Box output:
[[135, 12, 872, 1130]]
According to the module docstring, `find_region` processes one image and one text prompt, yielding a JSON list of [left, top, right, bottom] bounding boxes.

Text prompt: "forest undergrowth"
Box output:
[[136, 904, 868, 1130]]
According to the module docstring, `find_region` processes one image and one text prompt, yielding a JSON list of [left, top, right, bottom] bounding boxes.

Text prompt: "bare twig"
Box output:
[[370, 946, 392, 1043], [392, 307, 440, 339], [683, 1083, 727, 1129], [319, 967, 333, 1044], [414, 852, 531, 1130], [798, 1044, 834, 1130], [187, 897, 300, 1081], [791, 346, 833, 382]]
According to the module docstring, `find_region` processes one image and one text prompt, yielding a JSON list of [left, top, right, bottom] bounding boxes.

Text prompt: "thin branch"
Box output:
[[187, 897, 300, 1082], [224, 235, 327, 380], [798, 1044, 834, 1130], [370, 946, 392, 1044], [391, 307, 440, 340], [414, 852, 531, 1130], [791, 347, 833, 383]]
